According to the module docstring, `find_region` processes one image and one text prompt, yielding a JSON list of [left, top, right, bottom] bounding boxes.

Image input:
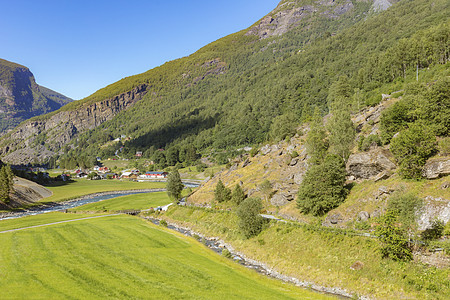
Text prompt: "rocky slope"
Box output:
[[0, 84, 147, 164], [187, 95, 450, 229], [0, 58, 72, 135], [0, 0, 414, 165], [0, 177, 52, 210]]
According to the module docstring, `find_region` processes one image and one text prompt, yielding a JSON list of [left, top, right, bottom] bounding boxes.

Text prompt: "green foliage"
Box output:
[[358, 134, 382, 151], [236, 197, 263, 239], [421, 219, 445, 241], [437, 137, 450, 156], [387, 191, 423, 231], [214, 179, 231, 203], [166, 170, 184, 202], [87, 172, 98, 180], [258, 179, 272, 203], [297, 154, 347, 216], [306, 108, 328, 165], [159, 219, 168, 227], [231, 184, 245, 205], [268, 113, 298, 142], [249, 147, 258, 157], [0, 165, 14, 203], [375, 210, 412, 261], [390, 123, 437, 179], [221, 248, 232, 258]]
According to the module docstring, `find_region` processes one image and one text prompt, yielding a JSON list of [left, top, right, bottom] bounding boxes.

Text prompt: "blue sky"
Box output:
[[1, 0, 279, 100]]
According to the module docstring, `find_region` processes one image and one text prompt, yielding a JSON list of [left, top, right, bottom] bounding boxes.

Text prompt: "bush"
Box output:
[[438, 137, 450, 156], [297, 154, 348, 216], [390, 123, 437, 179], [221, 248, 232, 258], [231, 184, 245, 205], [375, 210, 412, 261], [421, 220, 445, 241], [159, 219, 168, 227], [236, 197, 263, 239], [387, 191, 423, 230], [358, 134, 382, 151], [249, 147, 258, 157]]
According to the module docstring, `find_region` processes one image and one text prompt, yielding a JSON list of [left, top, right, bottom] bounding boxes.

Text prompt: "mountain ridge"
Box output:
[[0, 58, 72, 135]]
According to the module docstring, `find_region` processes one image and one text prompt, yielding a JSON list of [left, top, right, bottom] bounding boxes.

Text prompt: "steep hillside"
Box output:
[[0, 0, 448, 166], [0, 59, 72, 135]]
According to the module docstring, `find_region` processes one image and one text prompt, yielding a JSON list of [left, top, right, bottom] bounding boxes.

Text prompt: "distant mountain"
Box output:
[[0, 0, 448, 165], [0, 58, 72, 135]]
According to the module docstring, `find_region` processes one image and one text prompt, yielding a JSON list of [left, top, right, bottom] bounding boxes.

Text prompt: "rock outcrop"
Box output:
[[423, 157, 450, 179], [0, 58, 72, 135], [346, 148, 396, 180], [0, 84, 147, 164]]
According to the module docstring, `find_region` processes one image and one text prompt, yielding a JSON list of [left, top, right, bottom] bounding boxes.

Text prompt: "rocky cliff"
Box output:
[[0, 84, 147, 164], [0, 58, 72, 135]]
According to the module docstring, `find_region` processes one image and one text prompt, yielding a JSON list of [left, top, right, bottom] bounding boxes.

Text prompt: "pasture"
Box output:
[[70, 191, 174, 212], [42, 179, 166, 203], [0, 214, 329, 299]]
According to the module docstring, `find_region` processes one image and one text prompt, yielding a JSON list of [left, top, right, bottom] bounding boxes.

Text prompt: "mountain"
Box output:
[[0, 58, 72, 135], [0, 0, 448, 165]]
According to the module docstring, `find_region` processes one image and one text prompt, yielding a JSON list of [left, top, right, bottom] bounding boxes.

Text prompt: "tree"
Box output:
[[0, 165, 14, 203], [297, 154, 347, 216], [306, 107, 328, 165], [268, 113, 297, 142], [214, 179, 231, 203], [231, 184, 245, 205], [390, 123, 437, 179], [327, 77, 355, 161], [236, 197, 264, 239], [259, 179, 272, 205], [166, 170, 184, 202], [375, 210, 412, 261]]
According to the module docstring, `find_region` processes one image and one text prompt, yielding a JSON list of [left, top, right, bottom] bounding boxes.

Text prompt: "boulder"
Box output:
[[270, 193, 291, 206], [357, 211, 370, 222], [423, 157, 450, 179], [346, 148, 396, 180]]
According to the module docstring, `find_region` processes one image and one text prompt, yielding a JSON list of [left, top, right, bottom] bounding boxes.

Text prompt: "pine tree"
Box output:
[[231, 184, 245, 205], [0, 165, 13, 204], [166, 170, 184, 202], [214, 179, 231, 203], [236, 197, 263, 239]]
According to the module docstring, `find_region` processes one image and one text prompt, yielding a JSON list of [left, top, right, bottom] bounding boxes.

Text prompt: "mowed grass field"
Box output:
[[0, 214, 329, 299], [71, 191, 175, 212], [42, 179, 167, 203]]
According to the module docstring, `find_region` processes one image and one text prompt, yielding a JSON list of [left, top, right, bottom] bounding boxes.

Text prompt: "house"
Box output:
[[141, 171, 168, 179], [136, 151, 143, 157], [120, 172, 138, 180], [99, 173, 118, 179]]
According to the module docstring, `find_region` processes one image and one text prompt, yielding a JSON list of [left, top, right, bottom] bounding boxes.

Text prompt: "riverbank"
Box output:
[[155, 205, 450, 300], [144, 215, 353, 299]]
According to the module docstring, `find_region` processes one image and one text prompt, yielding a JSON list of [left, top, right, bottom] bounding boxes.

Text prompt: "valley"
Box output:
[[0, 0, 449, 299]]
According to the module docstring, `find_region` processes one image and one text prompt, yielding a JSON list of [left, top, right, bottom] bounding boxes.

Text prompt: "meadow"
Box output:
[[42, 179, 166, 203], [0, 214, 328, 299], [162, 206, 450, 300], [70, 191, 177, 212]]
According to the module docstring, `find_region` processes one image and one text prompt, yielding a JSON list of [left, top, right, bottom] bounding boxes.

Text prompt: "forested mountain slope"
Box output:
[[0, 0, 448, 165], [0, 59, 72, 136]]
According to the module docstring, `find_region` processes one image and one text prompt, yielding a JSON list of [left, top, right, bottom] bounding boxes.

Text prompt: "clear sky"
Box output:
[[1, 0, 279, 100]]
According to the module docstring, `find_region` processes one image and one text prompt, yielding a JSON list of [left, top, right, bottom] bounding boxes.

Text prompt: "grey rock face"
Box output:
[[423, 157, 450, 179], [346, 148, 396, 180], [0, 84, 147, 164]]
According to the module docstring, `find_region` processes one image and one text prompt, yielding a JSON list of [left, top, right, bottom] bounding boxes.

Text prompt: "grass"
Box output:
[[0, 212, 108, 232], [41, 179, 166, 204], [0, 214, 328, 299], [70, 191, 177, 212], [162, 205, 450, 300]]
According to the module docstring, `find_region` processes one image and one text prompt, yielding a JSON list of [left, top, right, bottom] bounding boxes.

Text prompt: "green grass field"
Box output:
[[71, 191, 174, 212], [42, 179, 167, 203], [0, 214, 328, 299]]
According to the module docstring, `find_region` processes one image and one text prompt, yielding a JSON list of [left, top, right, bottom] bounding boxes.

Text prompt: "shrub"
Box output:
[[222, 248, 232, 258], [231, 184, 245, 205], [358, 134, 382, 151], [438, 137, 450, 156], [249, 147, 258, 157], [236, 197, 263, 239], [390, 123, 437, 179], [297, 154, 348, 216], [289, 150, 299, 158], [387, 191, 423, 231], [159, 219, 168, 227], [421, 220, 445, 241], [375, 210, 412, 261]]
